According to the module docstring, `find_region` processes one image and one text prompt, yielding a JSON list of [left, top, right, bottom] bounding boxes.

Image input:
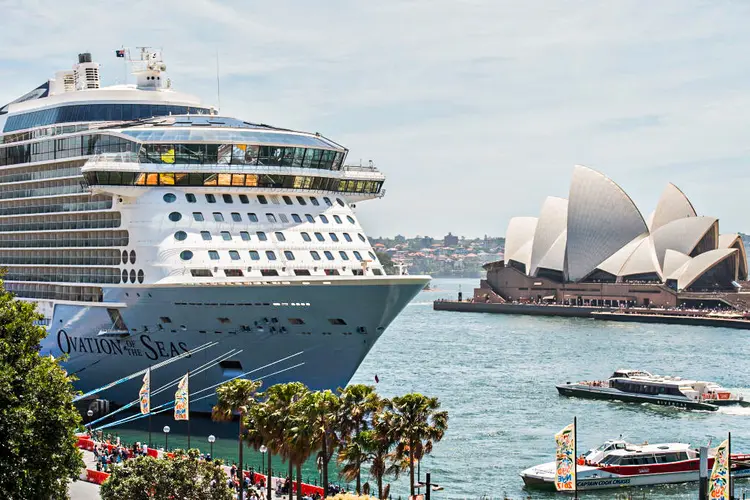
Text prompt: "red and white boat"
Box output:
[[521, 438, 750, 491]]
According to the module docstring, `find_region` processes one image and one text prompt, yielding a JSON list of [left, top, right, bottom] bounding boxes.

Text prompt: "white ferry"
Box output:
[[0, 49, 429, 411], [557, 369, 747, 411], [521, 438, 750, 491]]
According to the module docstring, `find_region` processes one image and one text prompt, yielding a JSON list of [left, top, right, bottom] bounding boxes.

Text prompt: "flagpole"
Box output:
[[573, 416, 578, 499], [728, 431, 732, 500], [187, 370, 191, 451], [148, 366, 152, 448]]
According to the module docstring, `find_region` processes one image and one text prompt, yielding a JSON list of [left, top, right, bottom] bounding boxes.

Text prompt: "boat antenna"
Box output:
[[215, 49, 221, 112]]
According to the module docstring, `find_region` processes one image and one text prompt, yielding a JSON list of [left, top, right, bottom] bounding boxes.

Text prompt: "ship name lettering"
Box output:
[[56, 330, 189, 360]]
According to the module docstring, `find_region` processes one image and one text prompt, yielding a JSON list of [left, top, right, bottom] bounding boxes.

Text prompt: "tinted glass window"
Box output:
[[175, 231, 187, 241], [257, 195, 268, 204], [339, 251, 349, 260], [336, 198, 345, 207], [163, 193, 176, 203], [305, 214, 314, 223], [329, 233, 339, 242], [320, 215, 329, 224], [310, 251, 321, 261], [284, 250, 295, 260], [223, 194, 233, 203], [185, 193, 197, 203], [358, 233, 366, 242], [239, 194, 249, 204], [201, 231, 212, 240], [347, 216, 355, 224], [324, 197, 332, 206], [213, 212, 224, 222], [209, 250, 220, 260], [257, 231, 267, 241], [266, 250, 277, 260], [333, 215, 342, 224], [249, 250, 260, 260], [193, 212, 204, 221], [296, 196, 307, 205], [275, 232, 286, 242], [231, 212, 242, 222], [205, 194, 216, 203], [292, 214, 302, 223], [310, 197, 319, 206], [301, 232, 311, 242], [324, 251, 334, 260], [248, 213, 258, 222], [315, 232, 324, 242], [283, 196, 293, 205], [229, 250, 240, 260], [221, 231, 232, 241], [267, 213, 277, 223], [180, 250, 193, 260], [240, 231, 251, 241], [343, 233, 352, 242], [353, 251, 363, 261], [168, 212, 182, 222]]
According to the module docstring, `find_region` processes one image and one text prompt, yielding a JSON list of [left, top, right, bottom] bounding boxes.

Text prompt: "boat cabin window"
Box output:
[[599, 455, 622, 465]]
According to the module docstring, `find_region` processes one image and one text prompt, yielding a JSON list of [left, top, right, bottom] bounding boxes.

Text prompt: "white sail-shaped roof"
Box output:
[[537, 231, 567, 272], [564, 165, 647, 282], [504, 217, 538, 271], [597, 233, 648, 276], [529, 197, 568, 276], [619, 237, 661, 278], [719, 233, 748, 280], [650, 183, 697, 232], [676, 248, 737, 290], [663, 249, 692, 279], [650, 216, 718, 270]]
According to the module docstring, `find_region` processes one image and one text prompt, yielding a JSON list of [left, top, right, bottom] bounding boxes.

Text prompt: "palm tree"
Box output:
[[306, 390, 340, 497], [337, 384, 381, 494], [263, 382, 310, 499], [247, 399, 280, 500], [212, 378, 263, 498], [284, 394, 317, 500], [387, 393, 448, 498]]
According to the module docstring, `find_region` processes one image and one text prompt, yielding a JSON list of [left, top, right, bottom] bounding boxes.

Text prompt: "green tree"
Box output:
[[374, 251, 395, 275], [247, 400, 278, 500], [263, 382, 310, 499], [337, 384, 380, 494], [100, 449, 233, 500], [388, 394, 448, 498], [0, 282, 84, 499], [305, 389, 340, 498], [212, 378, 262, 497]]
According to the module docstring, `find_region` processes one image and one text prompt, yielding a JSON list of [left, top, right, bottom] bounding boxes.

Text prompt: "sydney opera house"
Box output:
[[478, 166, 749, 309]]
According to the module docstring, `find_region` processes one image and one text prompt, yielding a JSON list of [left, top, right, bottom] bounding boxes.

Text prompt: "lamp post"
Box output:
[[260, 445, 267, 475], [208, 435, 216, 459], [86, 410, 94, 434], [163, 425, 170, 451]]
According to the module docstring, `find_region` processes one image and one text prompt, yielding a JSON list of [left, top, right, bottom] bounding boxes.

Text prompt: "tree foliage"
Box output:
[[100, 449, 233, 500], [0, 281, 83, 499], [374, 251, 396, 275]]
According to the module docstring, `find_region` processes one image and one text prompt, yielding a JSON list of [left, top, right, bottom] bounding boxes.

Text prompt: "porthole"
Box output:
[[137, 270, 144, 284], [174, 231, 187, 241], [169, 212, 182, 222], [180, 250, 194, 261], [122, 250, 128, 264], [129, 269, 136, 283], [122, 269, 128, 283], [163, 193, 177, 203], [336, 198, 345, 207], [130, 250, 136, 264]]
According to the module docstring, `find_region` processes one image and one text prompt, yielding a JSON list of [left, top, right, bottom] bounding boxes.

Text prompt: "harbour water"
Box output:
[[112, 278, 750, 499]]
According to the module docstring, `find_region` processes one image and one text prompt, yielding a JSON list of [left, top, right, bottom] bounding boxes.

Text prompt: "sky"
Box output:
[[2, 0, 750, 239]]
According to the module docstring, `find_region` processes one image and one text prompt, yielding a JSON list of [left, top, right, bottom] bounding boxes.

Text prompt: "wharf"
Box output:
[[433, 300, 750, 329]]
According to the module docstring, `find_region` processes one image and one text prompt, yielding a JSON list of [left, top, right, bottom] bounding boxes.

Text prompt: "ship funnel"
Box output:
[[78, 52, 92, 64], [74, 52, 100, 90]]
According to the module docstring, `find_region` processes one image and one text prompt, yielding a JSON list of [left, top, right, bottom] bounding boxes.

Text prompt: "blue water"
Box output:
[[113, 278, 750, 499]]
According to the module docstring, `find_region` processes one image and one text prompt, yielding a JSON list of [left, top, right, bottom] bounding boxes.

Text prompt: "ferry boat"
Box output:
[[0, 49, 429, 411], [521, 438, 750, 491], [557, 370, 747, 411]]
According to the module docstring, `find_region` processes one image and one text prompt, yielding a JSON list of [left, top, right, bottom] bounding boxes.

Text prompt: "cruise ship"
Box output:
[[0, 49, 428, 412]]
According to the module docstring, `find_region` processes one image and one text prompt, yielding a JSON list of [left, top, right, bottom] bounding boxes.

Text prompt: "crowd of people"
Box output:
[[92, 439, 150, 472]]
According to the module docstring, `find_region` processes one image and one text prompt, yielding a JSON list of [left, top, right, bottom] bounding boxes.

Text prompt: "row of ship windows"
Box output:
[[85, 171, 384, 195], [0, 195, 112, 217], [0, 249, 122, 266], [0, 162, 82, 185], [141, 144, 344, 171], [179, 249, 374, 262], [1, 123, 91, 146], [167, 192, 346, 208], [0, 178, 85, 201], [176, 229, 366, 244], [170, 210, 357, 227], [188, 268, 382, 278], [5, 283, 103, 302], [0, 230, 128, 248], [0, 212, 120, 232], [3, 267, 124, 284], [0, 134, 135, 166]]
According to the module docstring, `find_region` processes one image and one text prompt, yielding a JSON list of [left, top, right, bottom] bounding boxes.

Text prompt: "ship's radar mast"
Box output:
[[130, 47, 168, 90]]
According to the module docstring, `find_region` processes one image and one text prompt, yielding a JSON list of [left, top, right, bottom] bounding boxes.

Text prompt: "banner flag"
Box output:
[[708, 438, 730, 500], [174, 373, 189, 421], [555, 423, 576, 491], [139, 368, 150, 415]]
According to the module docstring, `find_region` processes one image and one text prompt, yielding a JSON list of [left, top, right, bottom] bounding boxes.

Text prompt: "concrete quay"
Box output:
[[433, 300, 750, 329]]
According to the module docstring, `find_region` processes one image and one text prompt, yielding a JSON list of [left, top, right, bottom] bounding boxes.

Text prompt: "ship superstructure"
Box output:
[[0, 50, 428, 411]]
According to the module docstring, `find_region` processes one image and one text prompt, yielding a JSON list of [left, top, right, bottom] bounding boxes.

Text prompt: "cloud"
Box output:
[[2, 0, 750, 237]]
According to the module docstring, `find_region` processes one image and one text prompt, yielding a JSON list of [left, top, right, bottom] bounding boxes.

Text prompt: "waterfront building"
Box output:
[[0, 50, 428, 411], [477, 166, 748, 309]]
